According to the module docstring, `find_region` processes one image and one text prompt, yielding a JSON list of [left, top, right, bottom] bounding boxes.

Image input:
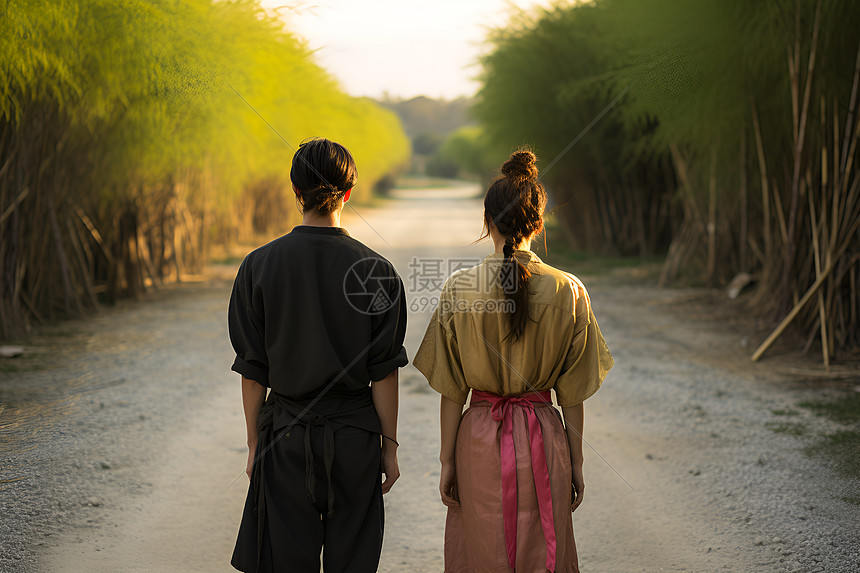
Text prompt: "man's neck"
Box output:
[[301, 209, 341, 228]]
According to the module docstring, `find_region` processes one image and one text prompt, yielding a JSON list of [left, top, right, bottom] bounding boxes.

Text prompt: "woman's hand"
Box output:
[[439, 396, 463, 506], [381, 443, 400, 494], [439, 460, 459, 507], [562, 402, 585, 512], [571, 464, 585, 511]]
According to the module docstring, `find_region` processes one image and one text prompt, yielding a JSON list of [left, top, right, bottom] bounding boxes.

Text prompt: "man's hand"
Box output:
[[381, 443, 400, 494], [241, 377, 266, 481], [246, 442, 257, 480], [372, 371, 400, 494]]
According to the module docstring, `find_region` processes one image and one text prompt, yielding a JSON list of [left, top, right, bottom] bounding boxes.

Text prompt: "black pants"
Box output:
[[232, 422, 384, 572]]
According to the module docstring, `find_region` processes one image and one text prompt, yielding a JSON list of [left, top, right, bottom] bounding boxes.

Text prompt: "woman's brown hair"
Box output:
[[482, 148, 547, 342]]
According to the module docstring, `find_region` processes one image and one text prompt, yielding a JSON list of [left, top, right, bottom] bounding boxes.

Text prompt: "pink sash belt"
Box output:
[[471, 390, 556, 572]]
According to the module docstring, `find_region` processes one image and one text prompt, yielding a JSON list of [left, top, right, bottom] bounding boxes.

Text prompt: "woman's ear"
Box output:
[[343, 188, 351, 203], [292, 184, 302, 198]]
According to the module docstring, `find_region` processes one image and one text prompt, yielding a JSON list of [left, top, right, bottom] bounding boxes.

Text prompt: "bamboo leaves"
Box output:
[[476, 0, 860, 360], [0, 0, 410, 338]]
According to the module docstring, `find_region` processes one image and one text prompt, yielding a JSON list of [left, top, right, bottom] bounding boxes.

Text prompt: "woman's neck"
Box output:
[[490, 227, 531, 254], [494, 239, 531, 254]]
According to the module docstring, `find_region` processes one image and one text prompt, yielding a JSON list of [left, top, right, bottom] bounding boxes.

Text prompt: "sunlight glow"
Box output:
[[261, 0, 554, 99]]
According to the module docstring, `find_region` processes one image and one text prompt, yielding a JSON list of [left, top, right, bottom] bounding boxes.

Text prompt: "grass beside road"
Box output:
[[798, 394, 860, 486], [541, 216, 663, 279]]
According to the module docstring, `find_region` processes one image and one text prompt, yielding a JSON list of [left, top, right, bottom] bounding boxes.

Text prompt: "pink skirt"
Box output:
[[445, 396, 579, 573]]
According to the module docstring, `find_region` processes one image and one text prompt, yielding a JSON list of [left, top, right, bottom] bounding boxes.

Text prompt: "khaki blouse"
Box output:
[[413, 250, 613, 407]]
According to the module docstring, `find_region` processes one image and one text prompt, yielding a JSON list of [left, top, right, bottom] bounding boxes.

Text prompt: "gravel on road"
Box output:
[[1, 189, 858, 572]]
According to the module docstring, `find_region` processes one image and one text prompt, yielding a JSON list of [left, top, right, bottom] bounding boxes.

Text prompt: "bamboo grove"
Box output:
[[473, 0, 860, 361], [0, 0, 410, 339]]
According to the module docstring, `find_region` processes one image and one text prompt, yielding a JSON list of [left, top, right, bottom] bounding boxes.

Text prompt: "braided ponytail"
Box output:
[[483, 148, 547, 342]]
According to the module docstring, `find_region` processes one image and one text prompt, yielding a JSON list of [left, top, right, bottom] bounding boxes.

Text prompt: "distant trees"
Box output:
[[427, 127, 499, 182], [0, 0, 409, 339], [475, 0, 860, 360], [380, 96, 474, 176]]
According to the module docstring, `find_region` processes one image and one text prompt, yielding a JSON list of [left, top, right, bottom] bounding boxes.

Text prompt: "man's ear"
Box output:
[[343, 188, 351, 202]]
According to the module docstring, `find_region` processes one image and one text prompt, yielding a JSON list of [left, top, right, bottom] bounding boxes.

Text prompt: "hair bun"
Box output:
[[501, 149, 538, 181]]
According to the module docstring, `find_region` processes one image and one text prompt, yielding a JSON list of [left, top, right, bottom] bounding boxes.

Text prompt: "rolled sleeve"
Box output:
[[231, 355, 269, 386], [367, 268, 409, 382], [228, 258, 270, 387], [368, 346, 408, 382]]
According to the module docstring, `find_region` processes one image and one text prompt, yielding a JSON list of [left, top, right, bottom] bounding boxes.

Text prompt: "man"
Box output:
[[228, 138, 406, 572]]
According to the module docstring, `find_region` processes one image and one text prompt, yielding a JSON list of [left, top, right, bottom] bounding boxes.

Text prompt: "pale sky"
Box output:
[[261, 0, 554, 100]]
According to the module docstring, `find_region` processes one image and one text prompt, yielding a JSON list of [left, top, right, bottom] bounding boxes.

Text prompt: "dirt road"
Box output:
[[1, 184, 858, 572]]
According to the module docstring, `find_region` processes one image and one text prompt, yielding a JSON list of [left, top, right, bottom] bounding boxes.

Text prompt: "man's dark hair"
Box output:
[[290, 138, 358, 214]]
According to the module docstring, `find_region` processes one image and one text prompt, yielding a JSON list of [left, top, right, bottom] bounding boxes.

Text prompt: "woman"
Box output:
[[228, 138, 407, 572], [414, 149, 613, 572]]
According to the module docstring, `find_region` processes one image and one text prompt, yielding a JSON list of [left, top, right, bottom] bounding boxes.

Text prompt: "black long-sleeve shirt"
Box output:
[[228, 225, 408, 398]]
